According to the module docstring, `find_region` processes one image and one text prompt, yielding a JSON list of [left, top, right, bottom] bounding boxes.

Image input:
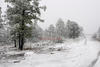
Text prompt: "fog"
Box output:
[[0, 0, 100, 34]]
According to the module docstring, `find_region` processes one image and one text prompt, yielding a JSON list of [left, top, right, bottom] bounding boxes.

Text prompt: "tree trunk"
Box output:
[[19, 10, 25, 50], [18, 33, 21, 50], [20, 36, 24, 50], [14, 40, 16, 47], [18, 10, 25, 50]]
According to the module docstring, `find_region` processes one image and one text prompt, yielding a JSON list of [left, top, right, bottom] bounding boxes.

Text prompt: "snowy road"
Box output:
[[0, 38, 100, 67]]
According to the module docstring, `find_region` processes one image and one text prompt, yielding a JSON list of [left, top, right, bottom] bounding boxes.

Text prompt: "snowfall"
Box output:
[[0, 36, 100, 67]]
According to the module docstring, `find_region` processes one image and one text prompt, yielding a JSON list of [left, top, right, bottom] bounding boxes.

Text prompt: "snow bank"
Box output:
[[1, 38, 100, 67]]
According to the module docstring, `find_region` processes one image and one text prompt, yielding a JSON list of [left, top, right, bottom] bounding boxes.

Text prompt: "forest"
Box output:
[[0, 0, 100, 67]]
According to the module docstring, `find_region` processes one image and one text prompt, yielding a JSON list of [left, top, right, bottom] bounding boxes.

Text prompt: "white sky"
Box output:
[[0, 0, 100, 34]]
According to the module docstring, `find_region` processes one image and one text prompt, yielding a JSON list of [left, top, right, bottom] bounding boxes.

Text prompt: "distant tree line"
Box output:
[[44, 18, 83, 43]]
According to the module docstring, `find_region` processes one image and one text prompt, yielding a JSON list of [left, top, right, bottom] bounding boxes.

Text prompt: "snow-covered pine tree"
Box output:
[[67, 20, 82, 39], [31, 22, 43, 42], [48, 24, 55, 38], [55, 18, 65, 43], [47, 24, 58, 42], [56, 18, 65, 37], [5, 0, 46, 50], [64, 21, 69, 38]]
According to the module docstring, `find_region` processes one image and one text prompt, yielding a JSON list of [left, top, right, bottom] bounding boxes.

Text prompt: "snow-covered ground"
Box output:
[[0, 37, 100, 67]]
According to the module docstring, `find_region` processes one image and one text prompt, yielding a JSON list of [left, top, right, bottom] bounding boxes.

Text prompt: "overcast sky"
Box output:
[[0, 0, 100, 34]]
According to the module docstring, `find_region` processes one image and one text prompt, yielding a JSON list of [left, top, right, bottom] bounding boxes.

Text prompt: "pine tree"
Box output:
[[67, 20, 82, 39], [48, 24, 55, 38], [56, 18, 65, 37], [64, 21, 69, 38], [55, 18, 65, 43], [5, 0, 46, 50], [30, 22, 43, 42]]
